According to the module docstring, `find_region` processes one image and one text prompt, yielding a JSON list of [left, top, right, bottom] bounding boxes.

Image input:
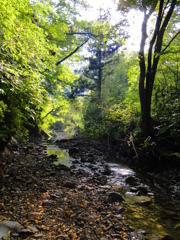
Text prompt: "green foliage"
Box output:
[[151, 27, 180, 141], [0, 0, 82, 147], [83, 51, 141, 141]]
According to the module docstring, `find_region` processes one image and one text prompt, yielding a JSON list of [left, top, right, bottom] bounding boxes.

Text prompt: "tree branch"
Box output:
[[83, 72, 98, 81], [56, 36, 92, 65], [67, 32, 97, 38], [161, 30, 180, 54], [42, 106, 61, 120]]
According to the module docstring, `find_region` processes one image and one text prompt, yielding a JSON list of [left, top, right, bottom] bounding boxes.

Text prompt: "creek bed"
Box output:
[[46, 144, 180, 239]]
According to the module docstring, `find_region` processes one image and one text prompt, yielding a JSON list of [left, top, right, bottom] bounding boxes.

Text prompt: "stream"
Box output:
[[47, 144, 180, 240]]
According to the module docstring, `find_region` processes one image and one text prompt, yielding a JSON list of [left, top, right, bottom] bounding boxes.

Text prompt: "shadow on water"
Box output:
[[46, 145, 73, 167], [46, 144, 180, 239]]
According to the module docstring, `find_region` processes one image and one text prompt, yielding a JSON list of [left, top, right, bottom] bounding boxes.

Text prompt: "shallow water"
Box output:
[[110, 163, 180, 240], [46, 145, 180, 239], [46, 145, 73, 167]]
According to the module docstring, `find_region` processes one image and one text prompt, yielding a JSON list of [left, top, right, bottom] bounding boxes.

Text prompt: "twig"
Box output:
[[130, 132, 138, 159]]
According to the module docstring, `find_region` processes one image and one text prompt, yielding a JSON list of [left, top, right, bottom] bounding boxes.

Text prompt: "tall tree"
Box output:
[[139, 0, 178, 137], [118, 0, 179, 137]]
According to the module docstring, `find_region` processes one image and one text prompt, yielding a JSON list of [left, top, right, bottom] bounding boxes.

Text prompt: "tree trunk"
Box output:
[[98, 49, 102, 99], [139, 0, 177, 137]]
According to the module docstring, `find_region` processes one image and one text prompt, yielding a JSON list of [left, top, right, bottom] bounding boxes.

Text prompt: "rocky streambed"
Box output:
[[0, 137, 180, 239]]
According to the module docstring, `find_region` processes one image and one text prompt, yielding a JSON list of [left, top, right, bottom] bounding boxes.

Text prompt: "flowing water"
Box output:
[[46, 145, 180, 239]]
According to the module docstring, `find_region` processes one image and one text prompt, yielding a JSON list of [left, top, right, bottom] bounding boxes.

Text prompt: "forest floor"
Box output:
[[0, 136, 179, 239]]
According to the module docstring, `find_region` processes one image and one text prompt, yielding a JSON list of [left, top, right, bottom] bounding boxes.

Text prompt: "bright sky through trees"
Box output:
[[81, 0, 144, 51]]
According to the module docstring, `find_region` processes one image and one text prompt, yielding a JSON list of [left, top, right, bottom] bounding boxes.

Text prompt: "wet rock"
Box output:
[[72, 159, 80, 164], [130, 187, 137, 192], [137, 186, 149, 195], [0, 221, 23, 238], [108, 191, 125, 202], [80, 157, 87, 163], [69, 147, 79, 155], [47, 154, 58, 161], [132, 195, 152, 205], [56, 164, 71, 171], [125, 176, 138, 185], [102, 165, 111, 175]]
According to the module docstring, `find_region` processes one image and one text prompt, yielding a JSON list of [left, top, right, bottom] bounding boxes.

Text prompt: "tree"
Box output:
[[0, 0, 84, 149], [118, 0, 179, 137], [139, 0, 179, 137]]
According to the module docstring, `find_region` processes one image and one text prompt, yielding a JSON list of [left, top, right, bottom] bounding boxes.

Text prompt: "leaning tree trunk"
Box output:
[[139, 0, 177, 137], [97, 49, 102, 100]]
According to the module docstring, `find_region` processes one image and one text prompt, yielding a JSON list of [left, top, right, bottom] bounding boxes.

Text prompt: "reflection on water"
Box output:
[[46, 145, 73, 167], [111, 163, 180, 240]]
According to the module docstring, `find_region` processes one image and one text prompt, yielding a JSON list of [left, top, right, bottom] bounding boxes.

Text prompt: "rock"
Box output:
[[56, 164, 71, 171], [28, 212, 43, 219], [47, 154, 58, 161], [137, 186, 149, 195], [132, 195, 152, 205], [34, 233, 44, 238], [117, 206, 125, 214], [0, 221, 23, 238], [33, 233, 43, 239], [70, 164, 76, 169], [77, 185, 85, 190], [42, 200, 55, 207], [114, 214, 123, 220], [0, 202, 5, 210], [125, 176, 138, 185], [130, 187, 137, 192], [96, 227, 103, 235], [100, 175, 108, 185], [19, 228, 34, 234], [27, 225, 38, 233], [63, 181, 76, 188], [69, 147, 79, 155], [108, 191, 125, 202], [161, 235, 175, 240], [102, 165, 111, 175], [0, 168, 4, 189], [96, 175, 107, 185], [81, 157, 87, 163], [100, 185, 112, 190]]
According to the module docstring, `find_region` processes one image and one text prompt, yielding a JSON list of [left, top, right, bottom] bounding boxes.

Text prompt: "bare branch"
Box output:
[[161, 30, 180, 54], [67, 32, 97, 38], [56, 36, 92, 65]]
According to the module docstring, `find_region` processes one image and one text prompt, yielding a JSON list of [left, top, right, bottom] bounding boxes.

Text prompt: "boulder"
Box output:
[[0, 221, 23, 238]]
